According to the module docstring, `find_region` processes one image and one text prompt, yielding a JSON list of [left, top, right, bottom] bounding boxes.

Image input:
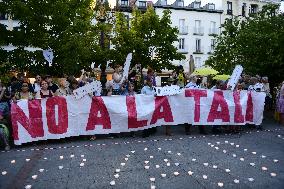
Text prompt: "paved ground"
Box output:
[[0, 116, 284, 189]]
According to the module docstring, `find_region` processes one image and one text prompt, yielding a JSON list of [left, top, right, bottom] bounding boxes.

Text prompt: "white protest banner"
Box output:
[[227, 65, 243, 91], [120, 53, 132, 84], [11, 89, 265, 145], [73, 81, 102, 99], [43, 48, 54, 66], [155, 85, 182, 96]]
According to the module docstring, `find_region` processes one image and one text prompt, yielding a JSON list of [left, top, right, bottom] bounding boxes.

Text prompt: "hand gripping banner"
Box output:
[[11, 89, 265, 145]]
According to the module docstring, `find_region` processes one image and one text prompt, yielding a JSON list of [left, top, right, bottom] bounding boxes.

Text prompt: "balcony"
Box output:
[[179, 26, 188, 35], [177, 46, 188, 54], [193, 46, 204, 54], [193, 27, 204, 35], [209, 28, 218, 35]]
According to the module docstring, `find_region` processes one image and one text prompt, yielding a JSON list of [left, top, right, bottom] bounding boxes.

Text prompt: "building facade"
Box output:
[[222, 0, 281, 22], [154, 0, 222, 72]]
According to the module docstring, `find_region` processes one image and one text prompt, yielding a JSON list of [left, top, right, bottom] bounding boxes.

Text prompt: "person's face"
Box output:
[[147, 80, 152, 87], [36, 75, 41, 83], [41, 81, 48, 90], [21, 83, 29, 92], [46, 77, 52, 84], [72, 83, 78, 89], [129, 84, 134, 91]]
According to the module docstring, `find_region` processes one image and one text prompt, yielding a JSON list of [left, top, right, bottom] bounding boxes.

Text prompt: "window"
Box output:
[[196, 39, 201, 52], [195, 20, 201, 28], [121, 0, 129, 6], [250, 4, 258, 14], [210, 21, 216, 34], [242, 3, 246, 16], [193, 2, 200, 8], [179, 38, 185, 49], [139, 1, 146, 7], [227, 1, 232, 15], [125, 15, 130, 28], [211, 39, 216, 51], [179, 19, 185, 28], [208, 4, 215, 10], [161, 0, 167, 6], [195, 57, 202, 68], [177, 1, 184, 7]]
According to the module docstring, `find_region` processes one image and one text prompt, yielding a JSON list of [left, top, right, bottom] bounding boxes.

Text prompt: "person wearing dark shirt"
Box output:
[[44, 75, 59, 93]]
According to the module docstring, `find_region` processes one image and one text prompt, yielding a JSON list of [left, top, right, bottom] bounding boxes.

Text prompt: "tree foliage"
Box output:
[[111, 7, 185, 71], [206, 4, 284, 84], [0, 0, 100, 76]]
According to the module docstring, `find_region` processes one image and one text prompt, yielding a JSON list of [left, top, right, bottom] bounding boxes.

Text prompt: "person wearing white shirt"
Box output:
[[184, 75, 206, 135], [185, 76, 200, 89], [33, 75, 42, 93], [141, 79, 155, 95]]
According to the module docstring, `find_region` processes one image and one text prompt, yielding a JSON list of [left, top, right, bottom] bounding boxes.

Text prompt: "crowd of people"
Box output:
[[0, 65, 283, 150]]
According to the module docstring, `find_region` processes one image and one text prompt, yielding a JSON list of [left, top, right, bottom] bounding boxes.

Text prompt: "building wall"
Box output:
[[155, 7, 222, 72], [222, 0, 281, 22]]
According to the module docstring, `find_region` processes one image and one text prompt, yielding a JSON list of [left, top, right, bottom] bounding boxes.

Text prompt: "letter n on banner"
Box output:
[[11, 100, 44, 140], [126, 96, 148, 129], [207, 91, 230, 122], [150, 96, 173, 124], [185, 89, 207, 122], [46, 97, 68, 134], [245, 92, 253, 122], [86, 97, 111, 130]]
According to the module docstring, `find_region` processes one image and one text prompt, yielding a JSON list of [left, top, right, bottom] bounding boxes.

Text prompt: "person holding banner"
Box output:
[[112, 65, 123, 95], [13, 82, 34, 102], [55, 78, 71, 96], [45, 75, 59, 93], [142, 78, 156, 137], [35, 80, 54, 99], [277, 81, 284, 125]]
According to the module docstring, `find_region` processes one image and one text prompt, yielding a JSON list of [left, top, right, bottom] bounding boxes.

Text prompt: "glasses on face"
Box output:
[[36, 77, 41, 80], [22, 85, 28, 87]]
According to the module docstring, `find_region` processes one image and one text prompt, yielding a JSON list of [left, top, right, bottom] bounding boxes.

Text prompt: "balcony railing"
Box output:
[[177, 46, 188, 54], [193, 46, 204, 54], [209, 28, 218, 35], [193, 27, 204, 35], [179, 26, 188, 35]]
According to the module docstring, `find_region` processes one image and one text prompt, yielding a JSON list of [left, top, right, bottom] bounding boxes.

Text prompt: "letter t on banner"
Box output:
[[185, 89, 207, 122]]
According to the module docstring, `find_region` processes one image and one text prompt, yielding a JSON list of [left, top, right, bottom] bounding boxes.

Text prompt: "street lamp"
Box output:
[[95, 0, 108, 95]]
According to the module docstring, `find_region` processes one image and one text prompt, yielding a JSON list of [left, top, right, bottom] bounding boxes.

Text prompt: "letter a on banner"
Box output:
[[150, 96, 173, 124], [86, 97, 111, 130], [11, 100, 44, 140], [126, 96, 148, 129], [207, 91, 230, 122], [46, 97, 68, 134]]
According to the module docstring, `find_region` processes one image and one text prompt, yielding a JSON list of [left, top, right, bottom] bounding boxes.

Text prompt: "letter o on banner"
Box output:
[[46, 97, 68, 134]]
